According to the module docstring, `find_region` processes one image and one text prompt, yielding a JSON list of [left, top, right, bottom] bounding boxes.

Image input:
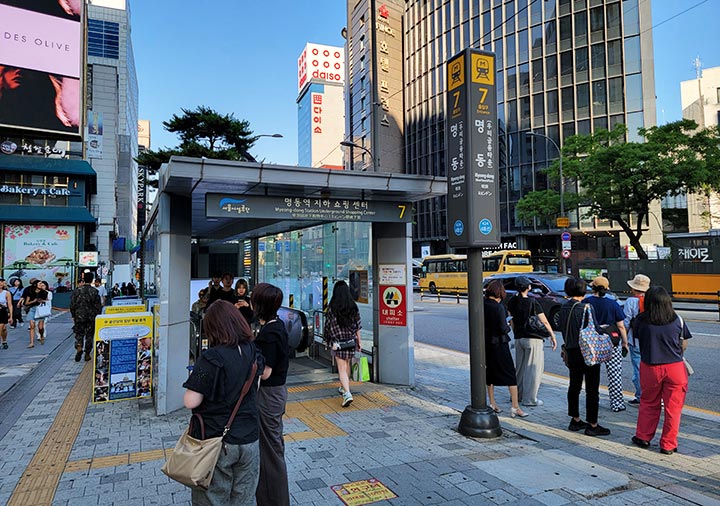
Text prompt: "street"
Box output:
[[413, 293, 720, 414]]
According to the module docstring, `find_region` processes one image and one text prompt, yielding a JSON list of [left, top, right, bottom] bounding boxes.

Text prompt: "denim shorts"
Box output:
[[27, 306, 45, 322]]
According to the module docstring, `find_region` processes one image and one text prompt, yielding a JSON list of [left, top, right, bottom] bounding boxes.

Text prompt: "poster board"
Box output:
[[92, 313, 153, 403], [103, 304, 145, 314]]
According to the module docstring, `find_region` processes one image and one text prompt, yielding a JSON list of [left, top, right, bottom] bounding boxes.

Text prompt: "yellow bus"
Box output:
[[419, 250, 533, 294]]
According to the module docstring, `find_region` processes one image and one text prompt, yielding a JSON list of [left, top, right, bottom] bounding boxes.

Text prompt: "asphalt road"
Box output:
[[413, 293, 720, 414]]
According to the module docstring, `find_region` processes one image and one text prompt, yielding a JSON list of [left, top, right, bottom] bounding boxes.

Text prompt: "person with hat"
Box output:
[[507, 276, 557, 407], [624, 274, 650, 405], [585, 276, 628, 412]]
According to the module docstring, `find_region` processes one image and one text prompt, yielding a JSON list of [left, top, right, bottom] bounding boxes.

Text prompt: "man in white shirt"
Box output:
[[93, 278, 107, 306]]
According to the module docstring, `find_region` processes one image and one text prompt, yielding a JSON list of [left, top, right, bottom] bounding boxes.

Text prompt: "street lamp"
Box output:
[[244, 134, 283, 162], [340, 141, 373, 171], [526, 131, 567, 273], [255, 133, 283, 139]]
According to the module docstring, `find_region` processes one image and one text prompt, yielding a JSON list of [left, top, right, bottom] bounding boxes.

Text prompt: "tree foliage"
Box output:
[[515, 189, 581, 226], [516, 120, 720, 258], [135, 106, 256, 177]]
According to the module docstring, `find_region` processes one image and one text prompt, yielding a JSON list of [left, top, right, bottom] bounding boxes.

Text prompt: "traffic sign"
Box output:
[[561, 232, 571, 241], [561, 249, 571, 259], [556, 217, 570, 228], [562, 240, 572, 250]]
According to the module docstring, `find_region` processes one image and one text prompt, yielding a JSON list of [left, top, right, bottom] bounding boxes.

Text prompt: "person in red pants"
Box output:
[[631, 286, 691, 455]]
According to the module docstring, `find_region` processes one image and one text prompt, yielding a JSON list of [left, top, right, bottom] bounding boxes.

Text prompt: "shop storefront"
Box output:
[[0, 156, 97, 304]]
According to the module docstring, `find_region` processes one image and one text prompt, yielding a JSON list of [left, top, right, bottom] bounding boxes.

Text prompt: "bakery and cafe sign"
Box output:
[[0, 184, 71, 197]]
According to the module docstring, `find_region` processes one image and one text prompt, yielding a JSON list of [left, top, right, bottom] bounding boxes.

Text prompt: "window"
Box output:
[[88, 19, 120, 59], [606, 2, 620, 39], [592, 80, 607, 115], [607, 40, 622, 76], [589, 6, 604, 42], [574, 11, 588, 46], [626, 74, 643, 112], [559, 15, 572, 51], [561, 51, 573, 86], [624, 36, 641, 74], [547, 89, 559, 123], [561, 87, 575, 120], [591, 43, 606, 79], [577, 83, 590, 117], [608, 77, 623, 114], [575, 47, 589, 82]]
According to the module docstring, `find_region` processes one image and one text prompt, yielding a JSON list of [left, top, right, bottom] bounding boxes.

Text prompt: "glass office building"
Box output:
[[402, 0, 659, 261]]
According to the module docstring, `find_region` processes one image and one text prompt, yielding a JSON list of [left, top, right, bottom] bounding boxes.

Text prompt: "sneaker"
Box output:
[[568, 418, 588, 432], [338, 386, 345, 395], [611, 406, 626, 412], [522, 399, 544, 407], [1, 342, 7, 349], [628, 398, 640, 405], [660, 447, 677, 455], [342, 392, 353, 408], [632, 436, 650, 448], [585, 424, 611, 437]]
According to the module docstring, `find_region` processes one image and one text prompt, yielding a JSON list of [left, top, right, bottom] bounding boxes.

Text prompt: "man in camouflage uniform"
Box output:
[[70, 271, 102, 362]]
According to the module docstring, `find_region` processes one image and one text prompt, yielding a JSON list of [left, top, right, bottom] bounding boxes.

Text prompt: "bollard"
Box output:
[[322, 277, 328, 311], [437, 289, 441, 303], [420, 288, 424, 301], [457, 290, 461, 304], [717, 290, 720, 322]]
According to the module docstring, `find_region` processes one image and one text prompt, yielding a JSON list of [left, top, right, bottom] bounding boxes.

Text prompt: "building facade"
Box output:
[[297, 43, 346, 169], [679, 65, 720, 233], [347, 0, 660, 266], [86, 0, 139, 271]]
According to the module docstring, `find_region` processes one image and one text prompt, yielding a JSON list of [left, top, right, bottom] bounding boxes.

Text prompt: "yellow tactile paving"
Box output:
[[90, 454, 130, 468], [8, 362, 93, 506], [129, 449, 166, 463], [288, 381, 360, 393]]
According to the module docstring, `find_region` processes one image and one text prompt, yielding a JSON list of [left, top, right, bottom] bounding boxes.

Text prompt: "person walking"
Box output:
[[323, 280, 362, 408], [484, 279, 527, 418], [22, 278, 48, 348], [585, 277, 628, 412], [251, 283, 290, 506], [208, 273, 238, 307], [234, 278, 253, 324], [507, 276, 556, 407], [182, 300, 265, 506], [631, 286, 691, 455], [559, 277, 612, 437], [9, 278, 23, 328], [70, 271, 103, 362], [93, 278, 107, 306], [0, 278, 14, 349], [35, 280, 53, 343], [624, 274, 650, 405]]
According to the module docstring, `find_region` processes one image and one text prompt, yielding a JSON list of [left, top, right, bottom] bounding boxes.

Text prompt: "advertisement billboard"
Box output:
[[0, 0, 84, 138], [297, 43, 344, 94]]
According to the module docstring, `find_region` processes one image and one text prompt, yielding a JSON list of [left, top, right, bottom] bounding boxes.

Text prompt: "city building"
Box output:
[[297, 43, 346, 169], [86, 0, 139, 274], [678, 65, 720, 232], [346, 0, 661, 267], [0, 0, 97, 298]]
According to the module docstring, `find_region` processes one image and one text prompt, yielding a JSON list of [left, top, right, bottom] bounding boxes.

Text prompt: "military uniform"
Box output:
[[70, 285, 102, 361]]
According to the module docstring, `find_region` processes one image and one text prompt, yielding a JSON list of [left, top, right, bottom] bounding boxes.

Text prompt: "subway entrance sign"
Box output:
[[445, 49, 500, 248]]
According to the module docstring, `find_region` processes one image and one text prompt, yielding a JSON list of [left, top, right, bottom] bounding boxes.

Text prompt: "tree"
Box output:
[[135, 106, 257, 182], [516, 120, 720, 259]]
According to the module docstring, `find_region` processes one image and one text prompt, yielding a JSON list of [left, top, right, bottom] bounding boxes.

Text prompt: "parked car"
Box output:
[[483, 272, 622, 330]]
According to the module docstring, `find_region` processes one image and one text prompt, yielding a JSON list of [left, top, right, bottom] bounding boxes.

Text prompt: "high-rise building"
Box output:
[[678, 65, 720, 232], [297, 43, 346, 169], [347, 0, 661, 264], [86, 0, 139, 265]]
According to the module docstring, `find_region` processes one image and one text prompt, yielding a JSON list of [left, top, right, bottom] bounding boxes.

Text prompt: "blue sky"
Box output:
[[131, 1, 719, 166]]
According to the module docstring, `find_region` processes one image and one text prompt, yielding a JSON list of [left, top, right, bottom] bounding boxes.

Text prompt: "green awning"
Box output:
[[0, 206, 96, 224], [0, 156, 97, 177]]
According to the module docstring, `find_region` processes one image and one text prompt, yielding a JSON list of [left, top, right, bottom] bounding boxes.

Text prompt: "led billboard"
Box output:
[[0, 0, 84, 138]]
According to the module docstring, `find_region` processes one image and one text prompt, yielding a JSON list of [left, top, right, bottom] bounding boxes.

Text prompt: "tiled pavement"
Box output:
[[0, 312, 718, 506]]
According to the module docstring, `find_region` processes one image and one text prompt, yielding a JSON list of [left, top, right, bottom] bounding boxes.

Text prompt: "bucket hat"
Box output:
[[627, 274, 650, 292]]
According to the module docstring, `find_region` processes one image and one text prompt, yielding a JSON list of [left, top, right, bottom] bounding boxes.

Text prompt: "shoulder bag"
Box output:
[[36, 300, 52, 318], [524, 300, 551, 339], [161, 358, 258, 491], [677, 316, 694, 376], [578, 304, 614, 366]]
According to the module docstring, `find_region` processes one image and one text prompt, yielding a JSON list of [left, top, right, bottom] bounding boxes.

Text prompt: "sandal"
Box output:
[[490, 405, 503, 413], [511, 407, 529, 418], [27, 344, 34, 348]]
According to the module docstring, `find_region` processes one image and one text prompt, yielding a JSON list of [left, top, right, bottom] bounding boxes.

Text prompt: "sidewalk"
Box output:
[[0, 313, 718, 506]]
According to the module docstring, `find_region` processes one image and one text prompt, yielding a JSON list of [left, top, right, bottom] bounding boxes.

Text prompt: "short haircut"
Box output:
[[251, 283, 283, 321], [564, 277, 587, 297], [484, 279, 506, 300], [83, 271, 94, 284], [203, 300, 253, 347]]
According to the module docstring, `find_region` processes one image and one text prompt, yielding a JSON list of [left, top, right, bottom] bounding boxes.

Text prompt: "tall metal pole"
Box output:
[[458, 248, 502, 437]]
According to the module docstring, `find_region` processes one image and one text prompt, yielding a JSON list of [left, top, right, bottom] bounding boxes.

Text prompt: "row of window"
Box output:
[[88, 19, 120, 59]]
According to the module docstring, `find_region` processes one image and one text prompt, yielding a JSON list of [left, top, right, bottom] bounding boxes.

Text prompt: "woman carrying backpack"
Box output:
[[323, 280, 362, 408]]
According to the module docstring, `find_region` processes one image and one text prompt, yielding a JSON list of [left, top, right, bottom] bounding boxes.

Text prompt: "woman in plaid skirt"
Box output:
[[323, 280, 362, 407]]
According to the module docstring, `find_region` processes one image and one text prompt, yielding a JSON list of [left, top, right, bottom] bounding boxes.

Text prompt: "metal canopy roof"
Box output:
[[158, 156, 447, 242]]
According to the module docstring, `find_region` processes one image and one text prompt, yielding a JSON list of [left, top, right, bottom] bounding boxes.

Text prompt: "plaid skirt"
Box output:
[[330, 340, 356, 361]]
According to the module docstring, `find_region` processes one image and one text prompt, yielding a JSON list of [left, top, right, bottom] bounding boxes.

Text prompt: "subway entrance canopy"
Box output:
[[145, 157, 446, 414]]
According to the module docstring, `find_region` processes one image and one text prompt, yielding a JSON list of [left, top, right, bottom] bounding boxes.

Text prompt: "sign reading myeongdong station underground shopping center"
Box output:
[[445, 49, 500, 248], [206, 194, 412, 223]]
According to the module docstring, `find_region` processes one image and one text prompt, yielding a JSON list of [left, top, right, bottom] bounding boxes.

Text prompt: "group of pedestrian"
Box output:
[[182, 280, 292, 506], [484, 272, 691, 455], [0, 277, 53, 350]]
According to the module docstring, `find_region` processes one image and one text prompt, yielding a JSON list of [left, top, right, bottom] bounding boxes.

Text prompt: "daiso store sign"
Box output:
[[297, 43, 344, 93]]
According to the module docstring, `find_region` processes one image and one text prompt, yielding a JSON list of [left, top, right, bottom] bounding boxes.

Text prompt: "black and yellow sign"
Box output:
[[445, 49, 500, 248], [331, 478, 397, 506]]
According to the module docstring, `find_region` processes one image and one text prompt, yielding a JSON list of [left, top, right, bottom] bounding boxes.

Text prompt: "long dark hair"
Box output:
[[203, 300, 252, 347], [328, 280, 359, 329], [251, 283, 283, 321], [643, 286, 676, 325]]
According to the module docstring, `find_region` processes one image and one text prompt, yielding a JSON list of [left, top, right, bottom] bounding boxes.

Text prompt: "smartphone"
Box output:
[[621, 347, 628, 358]]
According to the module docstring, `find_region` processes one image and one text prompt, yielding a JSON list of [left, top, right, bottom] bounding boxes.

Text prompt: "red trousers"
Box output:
[[636, 361, 688, 451]]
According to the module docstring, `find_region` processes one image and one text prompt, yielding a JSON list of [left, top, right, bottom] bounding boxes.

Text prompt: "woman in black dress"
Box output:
[[484, 279, 528, 418]]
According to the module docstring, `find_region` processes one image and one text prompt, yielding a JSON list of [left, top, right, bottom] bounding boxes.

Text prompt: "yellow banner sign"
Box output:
[[556, 217, 570, 228], [331, 479, 397, 505], [103, 304, 145, 314]]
